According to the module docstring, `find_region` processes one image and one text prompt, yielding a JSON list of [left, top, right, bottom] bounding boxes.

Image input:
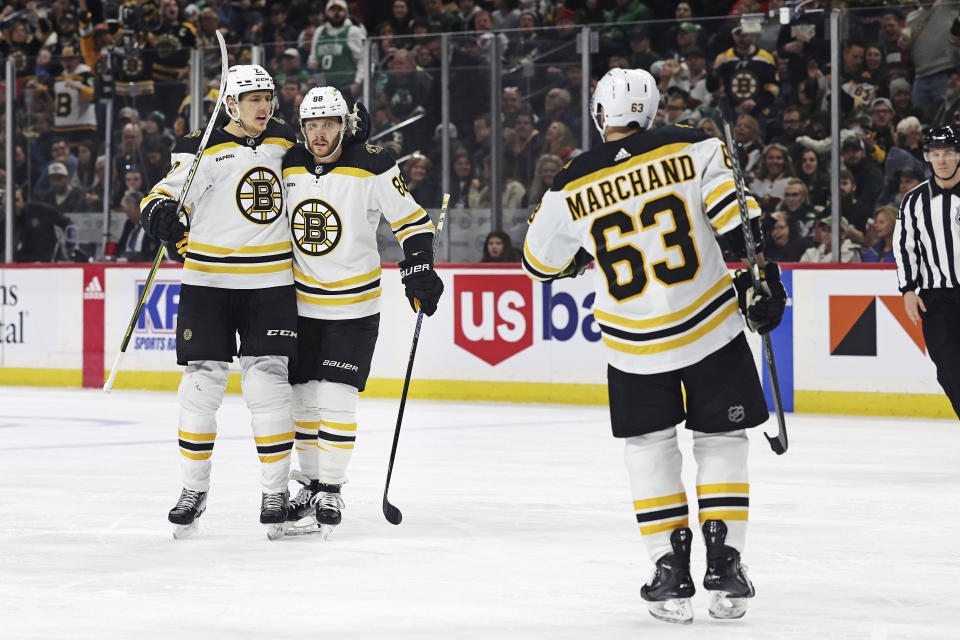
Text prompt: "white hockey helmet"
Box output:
[[224, 64, 276, 128], [300, 86, 359, 160], [590, 68, 659, 138]]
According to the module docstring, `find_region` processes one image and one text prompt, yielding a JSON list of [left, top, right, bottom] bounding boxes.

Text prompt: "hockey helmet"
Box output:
[[224, 64, 276, 129], [591, 68, 659, 137], [922, 124, 960, 161], [300, 86, 360, 160]]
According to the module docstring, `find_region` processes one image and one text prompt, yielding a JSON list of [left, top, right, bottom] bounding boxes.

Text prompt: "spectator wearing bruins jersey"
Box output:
[[139, 65, 300, 539], [280, 87, 443, 533], [51, 45, 97, 147], [145, 0, 198, 124], [709, 25, 779, 120], [523, 69, 786, 625]]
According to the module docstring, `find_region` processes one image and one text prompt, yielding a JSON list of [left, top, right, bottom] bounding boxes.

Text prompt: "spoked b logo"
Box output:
[[236, 166, 282, 224], [291, 199, 342, 256]]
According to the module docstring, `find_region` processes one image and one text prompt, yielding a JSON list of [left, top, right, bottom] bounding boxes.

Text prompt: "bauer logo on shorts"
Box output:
[[235, 166, 283, 224], [291, 199, 342, 256]]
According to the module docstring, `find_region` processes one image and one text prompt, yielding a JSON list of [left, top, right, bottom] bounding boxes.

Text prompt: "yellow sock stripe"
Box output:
[[254, 431, 296, 444], [696, 483, 749, 496], [178, 430, 216, 442], [698, 510, 748, 523], [639, 518, 689, 536], [294, 421, 320, 429], [259, 452, 291, 463], [319, 420, 357, 432], [180, 450, 213, 460], [324, 442, 355, 450], [632, 492, 687, 511]]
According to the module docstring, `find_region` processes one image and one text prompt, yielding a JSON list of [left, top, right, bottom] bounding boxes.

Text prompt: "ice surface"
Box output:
[[1, 387, 957, 639]]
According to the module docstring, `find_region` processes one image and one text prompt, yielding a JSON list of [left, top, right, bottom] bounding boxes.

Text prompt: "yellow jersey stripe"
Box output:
[[254, 431, 295, 444], [602, 301, 739, 355], [633, 492, 688, 511], [189, 241, 292, 256], [296, 289, 381, 306], [561, 142, 692, 192], [202, 141, 242, 156], [283, 167, 309, 179], [396, 224, 435, 243], [178, 430, 216, 442], [697, 483, 750, 496], [180, 450, 213, 461], [523, 242, 563, 274], [330, 166, 374, 178], [705, 180, 735, 208], [319, 420, 358, 431], [390, 207, 429, 230], [263, 137, 295, 149], [698, 510, 748, 523], [594, 275, 733, 330], [184, 261, 292, 275], [294, 266, 381, 288], [259, 452, 291, 463], [639, 518, 689, 536], [712, 197, 760, 230]]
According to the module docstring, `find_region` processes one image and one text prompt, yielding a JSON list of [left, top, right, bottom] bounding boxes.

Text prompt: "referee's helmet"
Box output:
[[922, 125, 960, 162]]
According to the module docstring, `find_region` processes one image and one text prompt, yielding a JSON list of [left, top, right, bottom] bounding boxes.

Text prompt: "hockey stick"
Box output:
[[718, 106, 788, 455], [103, 31, 229, 392], [383, 193, 450, 525], [369, 112, 426, 143]]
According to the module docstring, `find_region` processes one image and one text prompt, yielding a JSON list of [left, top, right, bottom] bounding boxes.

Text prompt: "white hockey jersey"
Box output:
[[283, 142, 435, 320], [141, 118, 297, 289], [523, 125, 761, 375], [53, 63, 96, 133]]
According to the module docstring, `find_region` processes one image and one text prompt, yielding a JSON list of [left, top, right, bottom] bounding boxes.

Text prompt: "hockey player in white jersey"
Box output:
[[522, 69, 786, 623], [280, 86, 443, 537], [139, 65, 299, 539]]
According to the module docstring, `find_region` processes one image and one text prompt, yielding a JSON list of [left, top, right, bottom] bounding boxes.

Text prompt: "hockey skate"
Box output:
[[702, 520, 756, 619], [261, 490, 290, 541], [285, 471, 321, 522], [640, 527, 695, 624], [168, 488, 207, 540]]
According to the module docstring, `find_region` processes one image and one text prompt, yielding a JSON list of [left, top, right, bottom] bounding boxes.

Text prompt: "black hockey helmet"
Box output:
[[923, 125, 960, 157]]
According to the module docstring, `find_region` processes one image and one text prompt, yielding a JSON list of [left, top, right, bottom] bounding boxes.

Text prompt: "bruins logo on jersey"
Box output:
[[365, 144, 383, 155], [236, 166, 283, 224], [730, 69, 759, 100], [291, 198, 342, 256], [122, 53, 146, 77]]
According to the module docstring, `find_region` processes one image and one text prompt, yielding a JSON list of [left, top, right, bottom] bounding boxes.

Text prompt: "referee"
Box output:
[[894, 125, 960, 419]]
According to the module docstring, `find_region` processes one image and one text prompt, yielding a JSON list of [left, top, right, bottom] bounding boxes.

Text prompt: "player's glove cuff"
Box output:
[[552, 248, 594, 281], [142, 197, 188, 242], [399, 253, 444, 317], [733, 262, 787, 334]]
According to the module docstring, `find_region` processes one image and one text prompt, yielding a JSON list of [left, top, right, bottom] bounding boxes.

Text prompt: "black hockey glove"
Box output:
[[733, 262, 787, 334], [552, 248, 594, 281], [399, 252, 444, 316], [142, 197, 188, 243], [164, 232, 189, 264], [352, 101, 371, 145]]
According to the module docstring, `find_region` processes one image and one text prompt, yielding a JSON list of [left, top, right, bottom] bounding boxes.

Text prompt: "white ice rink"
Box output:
[[1, 387, 957, 639]]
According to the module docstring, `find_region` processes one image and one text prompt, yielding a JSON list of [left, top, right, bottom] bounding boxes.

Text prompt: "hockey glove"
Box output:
[[142, 197, 188, 242], [399, 253, 444, 317], [164, 232, 189, 264], [552, 248, 594, 280], [733, 262, 787, 334]]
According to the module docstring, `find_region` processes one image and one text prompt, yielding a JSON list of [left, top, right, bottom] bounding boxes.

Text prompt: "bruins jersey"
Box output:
[[53, 64, 97, 133], [141, 117, 297, 289], [283, 142, 435, 320], [712, 45, 779, 114], [145, 21, 197, 83], [523, 125, 761, 375]]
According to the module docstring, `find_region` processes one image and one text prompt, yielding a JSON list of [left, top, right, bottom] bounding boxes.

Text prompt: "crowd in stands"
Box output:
[[2, 0, 960, 264]]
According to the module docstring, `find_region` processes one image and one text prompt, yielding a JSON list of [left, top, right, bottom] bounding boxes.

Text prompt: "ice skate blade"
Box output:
[[173, 521, 200, 540], [281, 518, 334, 540], [646, 598, 693, 625], [265, 523, 285, 541], [708, 592, 749, 619]]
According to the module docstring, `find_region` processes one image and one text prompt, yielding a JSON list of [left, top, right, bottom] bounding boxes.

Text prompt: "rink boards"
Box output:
[[0, 263, 951, 418]]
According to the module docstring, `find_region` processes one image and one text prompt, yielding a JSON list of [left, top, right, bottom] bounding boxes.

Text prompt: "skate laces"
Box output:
[[312, 490, 344, 512], [291, 485, 315, 506], [262, 492, 286, 510], [175, 489, 202, 509]]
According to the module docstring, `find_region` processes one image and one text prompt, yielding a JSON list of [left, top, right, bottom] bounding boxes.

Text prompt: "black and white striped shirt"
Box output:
[[894, 180, 960, 293]]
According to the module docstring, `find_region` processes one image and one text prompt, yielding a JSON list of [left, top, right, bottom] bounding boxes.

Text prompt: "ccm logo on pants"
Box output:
[[266, 329, 298, 337]]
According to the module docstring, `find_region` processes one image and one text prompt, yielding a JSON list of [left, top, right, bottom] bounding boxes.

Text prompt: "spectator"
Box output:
[[491, 0, 521, 31], [698, 117, 721, 139], [798, 149, 830, 208], [878, 11, 910, 79], [55, 225, 91, 264], [762, 210, 810, 262], [929, 70, 960, 126], [890, 77, 923, 122], [449, 149, 476, 209], [751, 143, 795, 213], [198, 8, 224, 77], [603, 0, 654, 47], [864, 44, 889, 95], [116, 191, 160, 262], [13, 187, 73, 263], [777, 179, 820, 238], [502, 87, 524, 129], [895, 116, 925, 163], [838, 40, 879, 118], [378, 49, 433, 154], [260, 5, 300, 64], [471, 155, 525, 209], [869, 98, 896, 157], [113, 169, 145, 209], [861, 205, 897, 263], [904, 0, 958, 112], [480, 230, 521, 262], [469, 115, 492, 176], [83, 155, 107, 212], [146, 0, 198, 124], [403, 154, 441, 208], [800, 214, 862, 263], [503, 110, 543, 187], [542, 121, 579, 163], [142, 141, 172, 188], [389, 0, 414, 36], [682, 48, 711, 109], [662, 88, 697, 126], [308, 0, 364, 97], [526, 154, 563, 207], [626, 26, 661, 73], [575, 0, 607, 25], [40, 162, 85, 214], [113, 123, 143, 183], [274, 49, 311, 88], [892, 166, 924, 208], [838, 168, 873, 236], [34, 138, 78, 198], [423, 0, 459, 33], [769, 106, 806, 160], [537, 88, 580, 140], [710, 25, 779, 120], [51, 45, 97, 146], [733, 114, 763, 174], [277, 79, 303, 123], [452, 0, 482, 31], [841, 136, 883, 214]]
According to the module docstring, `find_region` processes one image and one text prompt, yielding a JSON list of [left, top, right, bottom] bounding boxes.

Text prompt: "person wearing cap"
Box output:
[[51, 44, 97, 146], [34, 137, 78, 199], [894, 125, 960, 418], [308, 0, 364, 98], [626, 26, 661, 72], [870, 97, 897, 154], [893, 166, 923, 206], [40, 162, 85, 214], [274, 48, 311, 88], [889, 76, 923, 122], [799, 212, 863, 263], [709, 24, 779, 119], [841, 135, 883, 213]]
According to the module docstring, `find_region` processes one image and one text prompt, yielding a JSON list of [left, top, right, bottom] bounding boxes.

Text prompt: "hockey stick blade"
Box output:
[[761, 335, 788, 454], [383, 499, 403, 525]]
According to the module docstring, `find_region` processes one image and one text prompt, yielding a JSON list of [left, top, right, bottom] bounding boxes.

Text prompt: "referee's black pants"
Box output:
[[920, 288, 960, 420]]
